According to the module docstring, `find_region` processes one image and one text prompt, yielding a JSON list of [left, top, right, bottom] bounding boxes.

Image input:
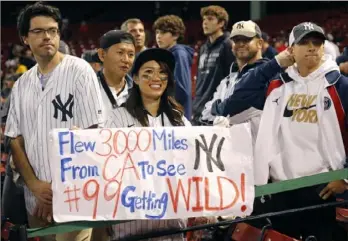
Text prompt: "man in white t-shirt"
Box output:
[[97, 30, 136, 120], [5, 2, 103, 241]]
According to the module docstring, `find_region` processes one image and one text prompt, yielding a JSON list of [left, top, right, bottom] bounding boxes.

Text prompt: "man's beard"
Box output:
[[238, 50, 258, 62]]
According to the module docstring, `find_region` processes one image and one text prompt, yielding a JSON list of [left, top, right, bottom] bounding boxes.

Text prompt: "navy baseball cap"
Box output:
[[81, 50, 101, 63], [289, 22, 326, 46], [99, 30, 135, 49], [131, 48, 175, 76]]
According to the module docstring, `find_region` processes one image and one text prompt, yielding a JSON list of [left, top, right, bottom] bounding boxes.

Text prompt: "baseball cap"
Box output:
[[289, 22, 326, 46], [262, 32, 270, 42], [130, 48, 175, 76], [230, 20, 262, 39], [81, 50, 101, 63], [99, 30, 135, 49]]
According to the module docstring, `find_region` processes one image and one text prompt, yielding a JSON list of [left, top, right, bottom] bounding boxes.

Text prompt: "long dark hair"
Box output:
[[124, 61, 185, 126]]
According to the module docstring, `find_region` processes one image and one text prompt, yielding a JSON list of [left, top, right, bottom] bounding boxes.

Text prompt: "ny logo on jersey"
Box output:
[[236, 23, 244, 29], [303, 22, 314, 31], [52, 94, 74, 121]]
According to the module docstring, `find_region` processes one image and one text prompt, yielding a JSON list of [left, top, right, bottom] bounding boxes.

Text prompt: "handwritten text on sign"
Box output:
[[49, 125, 254, 222]]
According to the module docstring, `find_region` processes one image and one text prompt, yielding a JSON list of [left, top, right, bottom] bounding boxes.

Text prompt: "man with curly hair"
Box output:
[[153, 15, 194, 120], [192, 5, 235, 125]]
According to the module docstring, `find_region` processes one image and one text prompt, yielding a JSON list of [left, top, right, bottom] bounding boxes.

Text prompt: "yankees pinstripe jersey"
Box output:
[[105, 107, 190, 241], [5, 54, 104, 215]]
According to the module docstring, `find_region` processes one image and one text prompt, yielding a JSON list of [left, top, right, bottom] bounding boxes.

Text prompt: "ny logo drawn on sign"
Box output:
[[194, 134, 225, 172], [303, 22, 314, 31], [52, 94, 74, 121]]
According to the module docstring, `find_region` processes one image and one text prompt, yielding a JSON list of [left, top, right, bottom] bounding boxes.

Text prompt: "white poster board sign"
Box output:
[[49, 125, 254, 222]]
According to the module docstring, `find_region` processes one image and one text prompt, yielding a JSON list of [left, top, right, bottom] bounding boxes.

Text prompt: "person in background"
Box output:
[[14, 57, 28, 74], [58, 40, 70, 54], [324, 31, 340, 61], [81, 50, 102, 73], [337, 46, 348, 76], [20, 48, 36, 69], [153, 14, 193, 119], [262, 31, 278, 59], [192, 5, 235, 125], [121, 18, 147, 55], [105, 48, 189, 241]]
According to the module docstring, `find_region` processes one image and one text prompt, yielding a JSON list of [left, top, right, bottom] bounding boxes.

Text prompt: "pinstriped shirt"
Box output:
[[105, 107, 190, 240], [5, 55, 104, 215]]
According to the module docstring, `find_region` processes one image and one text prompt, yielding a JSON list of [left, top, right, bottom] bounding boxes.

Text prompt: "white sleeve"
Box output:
[[182, 116, 192, 126], [201, 77, 229, 122], [4, 84, 21, 138], [74, 65, 104, 129], [324, 41, 338, 61], [228, 107, 263, 125]]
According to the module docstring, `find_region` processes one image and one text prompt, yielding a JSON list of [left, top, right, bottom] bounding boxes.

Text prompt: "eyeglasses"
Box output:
[[28, 28, 60, 37], [141, 69, 168, 81]]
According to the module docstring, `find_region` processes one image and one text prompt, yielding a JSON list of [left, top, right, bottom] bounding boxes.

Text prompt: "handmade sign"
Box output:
[[49, 125, 254, 222]]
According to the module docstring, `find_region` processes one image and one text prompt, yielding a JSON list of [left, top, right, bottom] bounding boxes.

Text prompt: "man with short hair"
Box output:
[[5, 2, 104, 241], [192, 5, 235, 125], [81, 50, 102, 73], [201, 20, 266, 146], [97, 30, 136, 120], [121, 18, 147, 55], [153, 14, 194, 119], [213, 22, 348, 241], [337, 46, 348, 76], [261, 31, 278, 59]]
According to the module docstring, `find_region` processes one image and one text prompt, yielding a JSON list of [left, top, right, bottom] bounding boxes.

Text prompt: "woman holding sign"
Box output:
[[105, 48, 189, 240], [106, 48, 191, 128]]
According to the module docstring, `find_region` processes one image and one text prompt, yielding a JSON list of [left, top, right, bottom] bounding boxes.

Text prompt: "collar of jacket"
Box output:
[[98, 69, 134, 90], [236, 58, 269, 78], [206, 34, 228, 49]]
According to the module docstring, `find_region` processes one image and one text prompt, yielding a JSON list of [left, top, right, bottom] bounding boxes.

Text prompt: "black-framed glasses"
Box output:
[[28, 28, 60, 37]]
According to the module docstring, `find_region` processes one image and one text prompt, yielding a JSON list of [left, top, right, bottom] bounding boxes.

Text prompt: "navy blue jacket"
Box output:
[[192, 34, 235, 124], [169, 44, 194, 120], [211, 58, 348, 125]]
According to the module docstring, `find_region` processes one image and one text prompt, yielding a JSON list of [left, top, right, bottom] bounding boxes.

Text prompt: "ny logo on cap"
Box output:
[[236, 23, 244, 29], [303, 22, 314, 31]]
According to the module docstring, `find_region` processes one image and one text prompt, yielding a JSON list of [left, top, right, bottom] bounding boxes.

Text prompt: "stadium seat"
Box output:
[[231, 223, 300, 241]]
